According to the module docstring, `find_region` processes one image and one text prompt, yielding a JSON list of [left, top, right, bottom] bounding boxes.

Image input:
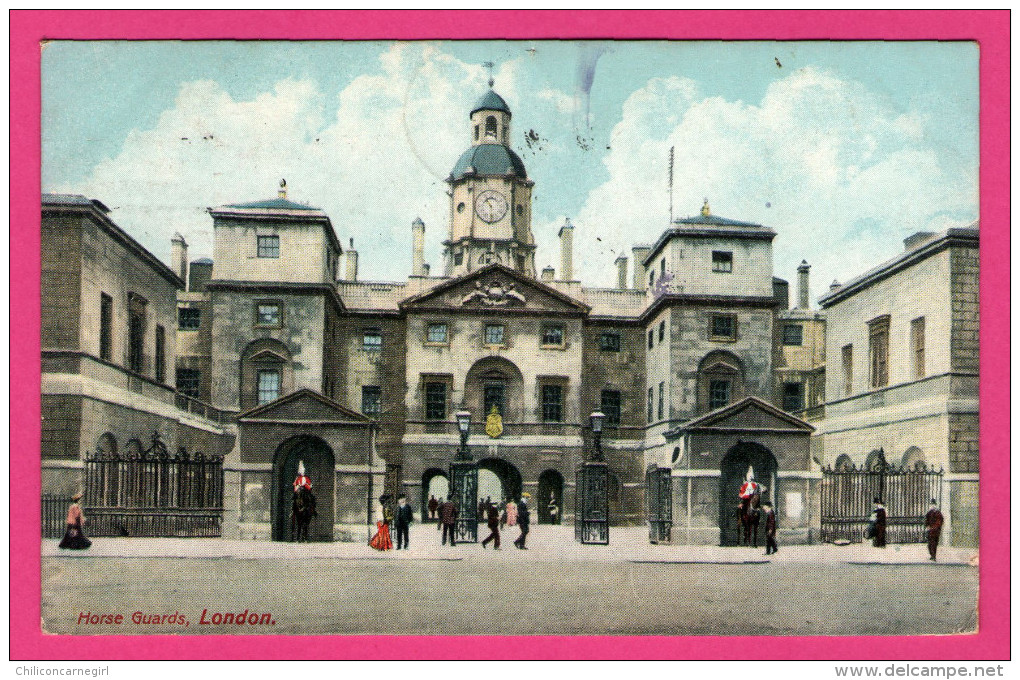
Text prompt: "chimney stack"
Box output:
[[422, 263, 430, 277], [411, 217, 426, 276], [346, 237, 359, 282], [797, 260, 811, 309], [614, 254, 628, 289], [170, 233, 188, 288], [829, 279, 841, 292], [278, 178, 287, 199], [558, 218, 574, 281], [541, 266, 555, 282], [632, 245, 651, 289]]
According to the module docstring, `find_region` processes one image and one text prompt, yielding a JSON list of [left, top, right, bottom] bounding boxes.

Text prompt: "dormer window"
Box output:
[[485, 115, 498, 138]]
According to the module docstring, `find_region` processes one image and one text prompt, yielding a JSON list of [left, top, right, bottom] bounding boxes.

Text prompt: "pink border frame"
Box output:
[[11, 10, 1009, 661]]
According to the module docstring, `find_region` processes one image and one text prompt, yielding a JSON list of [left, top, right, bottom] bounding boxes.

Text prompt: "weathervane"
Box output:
[[482, 61, 495, 88]]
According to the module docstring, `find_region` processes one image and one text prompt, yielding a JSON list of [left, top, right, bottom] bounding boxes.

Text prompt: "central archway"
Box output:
[[719, 441, 777, 546], [272, 436, 335, 542], [477, 458, 523, 504], [421, 468, 449, 522]]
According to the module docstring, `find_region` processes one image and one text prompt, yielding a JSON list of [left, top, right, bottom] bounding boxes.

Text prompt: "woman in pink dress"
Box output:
[[58, 493, 91, 550], [504, 499, 518, 527]]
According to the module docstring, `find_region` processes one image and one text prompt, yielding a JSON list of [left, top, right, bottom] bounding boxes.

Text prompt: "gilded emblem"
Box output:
[[485, 405, 503, 438]]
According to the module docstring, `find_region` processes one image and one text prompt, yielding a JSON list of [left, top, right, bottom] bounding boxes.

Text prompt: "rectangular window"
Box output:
[[257, 369, 280, 405], [709, 379, 731, 410], [484, 324, 504, 345], [599, 332, 621, 352], [657, 381, 666, 420], [363, 329, 382, 350], [842, 344, 854, 396], [541, 384, 563, 423], [648, 329, 654, 349], [659, 320, 666, 342], [155, 325, 166, 383], [710, 315, 736, 340], [647, 387, 654, 421], [484, 382, 505, 416], [257, 235, 280, 258], [869, 316, 890, 388], [127, 293, 146, 373], [256, 303, 281, 327], [782, 382, 805, 412], [361, 386, 382, 418], [99, 293, 112, 361], [601, 389, 621, 427], [660, 259, 666, 275], [454, 252, 464, 266], [783, 323, 803, 346], [542, 325, 564, 346], [911, 316, 926, 379], [178, 307, 201, 330], [427, 322, 448, 344], [175, 368, 201, 398], [424, 382, 447, 420], [712, 251, 733, 273]]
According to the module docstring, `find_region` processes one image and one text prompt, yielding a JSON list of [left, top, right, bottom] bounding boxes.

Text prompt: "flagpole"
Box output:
[[668, 146, 675, 224]]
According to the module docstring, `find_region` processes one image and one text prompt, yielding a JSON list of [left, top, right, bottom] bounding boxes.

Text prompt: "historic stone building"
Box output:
[[43, 86, 977, 548]]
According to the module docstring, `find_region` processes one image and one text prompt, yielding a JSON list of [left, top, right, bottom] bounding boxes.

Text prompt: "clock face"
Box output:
[[475, 190, 509, 223]]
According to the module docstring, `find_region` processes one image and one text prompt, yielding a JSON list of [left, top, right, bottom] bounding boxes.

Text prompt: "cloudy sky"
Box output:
[[43, 40, 978, 298]]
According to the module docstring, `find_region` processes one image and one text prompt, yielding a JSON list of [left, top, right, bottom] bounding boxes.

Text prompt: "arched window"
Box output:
[[865, 449, 887, 471], [901, 446, 926, 470], [697, 351, 745, 413], [485, 115, 497, 138], [834, 454, 853, 471]]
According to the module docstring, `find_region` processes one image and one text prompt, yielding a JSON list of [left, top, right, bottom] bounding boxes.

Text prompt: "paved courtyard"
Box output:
[[42, 526, 978, 636]]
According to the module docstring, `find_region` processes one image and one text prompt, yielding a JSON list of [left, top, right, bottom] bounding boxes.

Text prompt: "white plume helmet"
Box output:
[[746, 465, 755, 481], [298, 460, 306, 476]]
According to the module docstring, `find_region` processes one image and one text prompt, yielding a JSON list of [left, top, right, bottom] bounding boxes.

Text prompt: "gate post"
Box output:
[[449, 410, 478, 543], [575, 412, 609, 545], [647, 465, 672, 544]]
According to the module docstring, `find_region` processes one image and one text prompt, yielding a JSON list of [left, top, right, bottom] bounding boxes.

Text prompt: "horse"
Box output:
[[738, 494, 762, 548], [291, 486, 317, 542]]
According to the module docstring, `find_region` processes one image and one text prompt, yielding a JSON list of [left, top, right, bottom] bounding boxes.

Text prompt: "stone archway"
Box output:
[[272, 435, 335, 542], [422, 468, 448, 522], [719, 441, 778, 546], [537, 469, 564, 524], [477, 458, 523, 503]]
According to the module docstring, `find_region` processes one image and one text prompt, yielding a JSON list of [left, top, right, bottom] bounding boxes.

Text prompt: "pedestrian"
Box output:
[[428, 494, 439, 521], [369, 494, 393, 551], [870, 497, 887, 548], [395, 493, 414, 550], [762, 501, 778, 555], [924, 499, 944, 561], [478, 497, 486, 521], [513, 493, 531, 549], [481, 501, 501, 550], [440, 494, 459, 546], [505, 498, 518, 527], [58, 492, 91, 550]]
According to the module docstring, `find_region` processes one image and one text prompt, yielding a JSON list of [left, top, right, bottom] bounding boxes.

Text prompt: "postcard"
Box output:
[[12, 10, 1010, 662]]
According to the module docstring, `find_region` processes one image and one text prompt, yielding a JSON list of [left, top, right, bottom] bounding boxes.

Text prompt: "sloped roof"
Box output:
[[236, 388, 371, 424], [664, 396, 815, 440], [450, 144, 527, 181], [224, 197, 321, 211], [471, 89, 512, 116]]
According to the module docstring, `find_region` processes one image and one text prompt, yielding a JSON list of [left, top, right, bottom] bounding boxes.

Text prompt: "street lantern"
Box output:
[[450, 409, 478, 542], [576, 410, 610, 544], [589, 411, 605, 461]]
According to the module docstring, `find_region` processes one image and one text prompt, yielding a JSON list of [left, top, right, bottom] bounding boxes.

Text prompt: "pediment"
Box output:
[[670, 397, 814, 435], [237, 388, 371, 424], [400, 263, 590, 315]]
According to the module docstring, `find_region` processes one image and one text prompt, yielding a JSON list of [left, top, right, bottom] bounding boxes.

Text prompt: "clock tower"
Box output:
[[444, 86, 536, 278]]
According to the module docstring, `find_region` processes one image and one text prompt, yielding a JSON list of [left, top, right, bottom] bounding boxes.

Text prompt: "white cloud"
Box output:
[[571, 67, 978, 294]]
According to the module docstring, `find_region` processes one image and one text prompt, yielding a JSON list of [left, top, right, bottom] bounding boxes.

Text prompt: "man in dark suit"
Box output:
[[925, 499, 944, 561], [762, 501, 778, 555], [439, 494, 458, 546], [481, 501, 501, 549], [513, 493, 531, 549], [394, 494, 414, 550]]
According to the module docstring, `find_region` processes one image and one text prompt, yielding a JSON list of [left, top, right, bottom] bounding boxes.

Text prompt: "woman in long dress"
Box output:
[[369, 494, 393, 551], [871, 497, 887, 548], [58, 493, 92, 550], [504, 499, 518, 527]]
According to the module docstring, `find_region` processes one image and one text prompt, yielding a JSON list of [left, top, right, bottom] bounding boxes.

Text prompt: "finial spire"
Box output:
[[483, 61, 495, 88], [701, 198, 711, 217], [279, 178, 287, 199]]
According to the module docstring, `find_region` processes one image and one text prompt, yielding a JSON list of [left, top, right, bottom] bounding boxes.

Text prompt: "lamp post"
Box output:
[[575, 410, 610, 545], [449, 409, 478, 542]]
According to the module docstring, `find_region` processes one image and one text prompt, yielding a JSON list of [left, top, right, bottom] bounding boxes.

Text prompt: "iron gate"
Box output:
[[450, 459, 478, 543], [646, 465, 672, 543], [575, 461, 609, 544], [83, 433, 223, 537], [821, 462, 943, 543], [42, 494, 74, 538]]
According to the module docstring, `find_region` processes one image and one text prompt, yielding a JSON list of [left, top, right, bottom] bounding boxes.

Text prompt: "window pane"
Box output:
[[648, 330, 654, 349], [485, 324, 504, 345], [257, 370, 280, 404], [711, 315, 735, 339], [599, 332, 621, 352], [601, 390, 621, 426], [484, 382, 505, 416], [425, 382, 447, 420], [155, 325, 166, 383], [427, 323, 448, 343], [257, 304, 280, 325], [659, 320, 666, 342], [783, 382, 805, 411], [657, 381, 665, 420], [783, 324, 803, 346], [257, 235, 279, 258], [362, 386, 381, 417], [363, 330, 382, 350], [542, 325, 563, 345], [100, 293, 113, 361], [712, 251, 733, 273], [647, 387, 654, 421], [542, 384, 563, 422], [178, 307, 201, 330], [709, 380, 731, 410], [176, 369, 201, 398]]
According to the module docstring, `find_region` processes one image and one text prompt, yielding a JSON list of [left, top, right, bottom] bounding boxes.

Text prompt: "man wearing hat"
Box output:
[[924, 499, 944, 561], [394, 493, 414, 550], [762, 501, 778, 555], [513, 493, 531, 549]]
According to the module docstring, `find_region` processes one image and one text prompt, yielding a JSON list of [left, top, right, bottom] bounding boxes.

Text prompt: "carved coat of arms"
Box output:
[[461, 280, 527, 307], [485, 405, 503, 438]]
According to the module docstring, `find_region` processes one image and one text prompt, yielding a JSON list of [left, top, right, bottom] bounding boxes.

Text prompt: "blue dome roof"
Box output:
[[449, 143, 527, 181], [471, 90, 511, 117]]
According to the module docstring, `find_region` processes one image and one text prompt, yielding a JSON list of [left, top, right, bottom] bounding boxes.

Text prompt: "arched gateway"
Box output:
[[272, 436, 335, 542], [719, 441, 777, 547]]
